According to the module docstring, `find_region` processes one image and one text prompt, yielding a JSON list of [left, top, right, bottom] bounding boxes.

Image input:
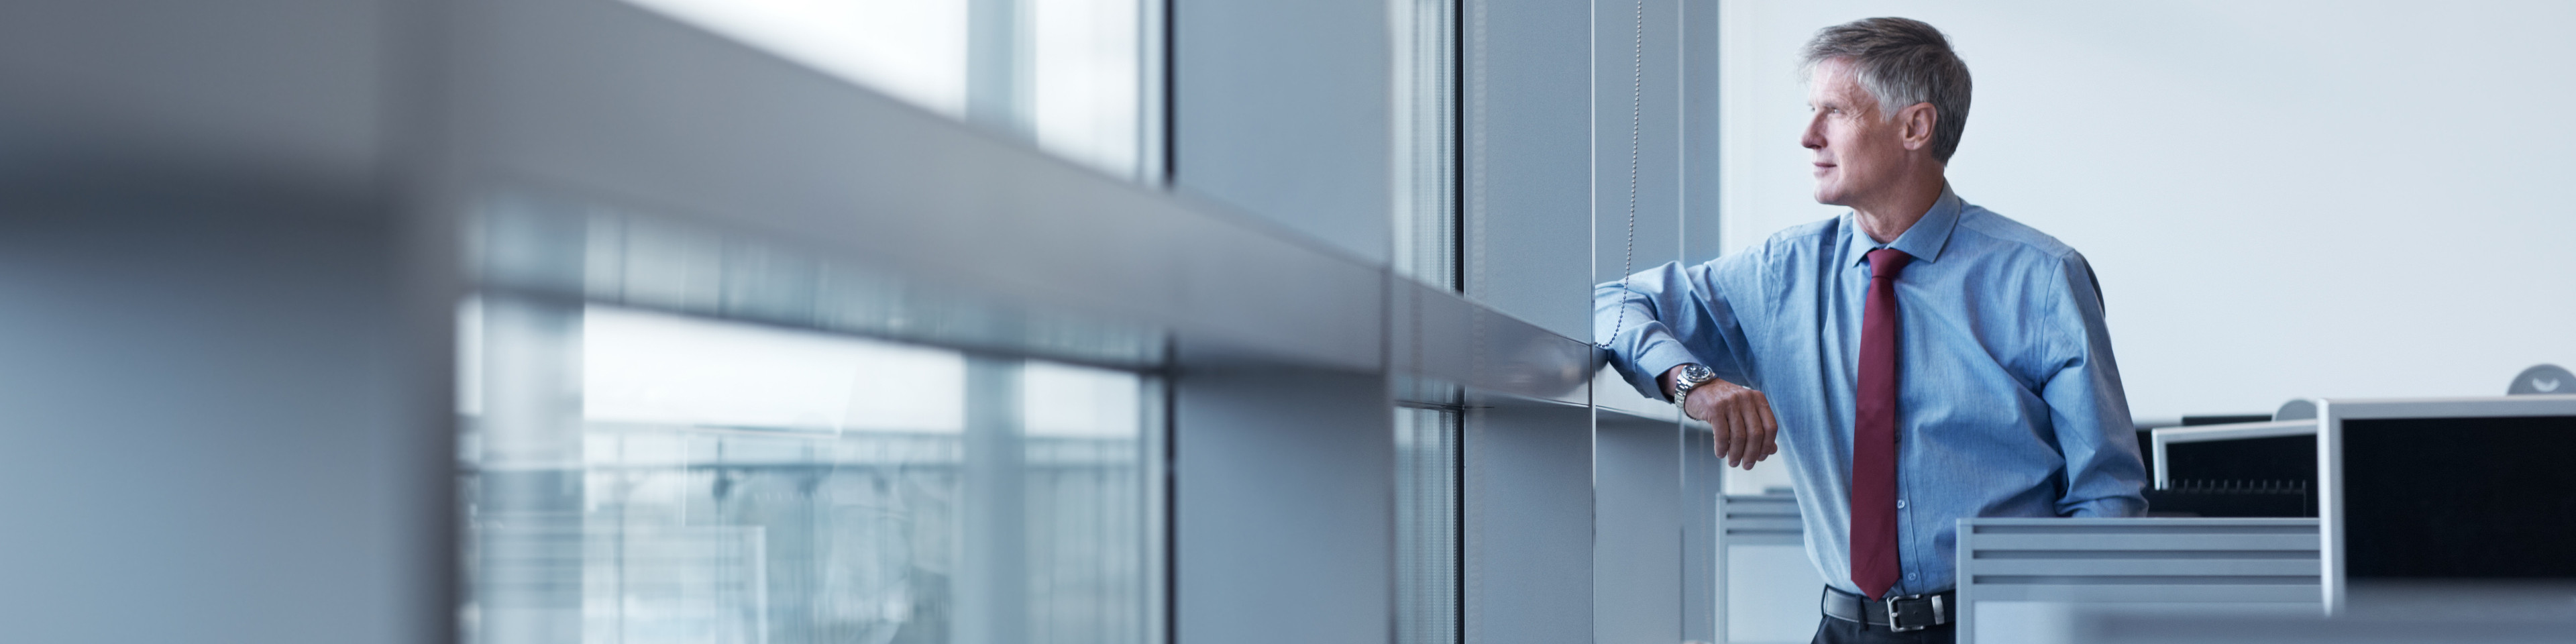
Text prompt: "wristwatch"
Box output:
[[1670, 363, 1718, 406]]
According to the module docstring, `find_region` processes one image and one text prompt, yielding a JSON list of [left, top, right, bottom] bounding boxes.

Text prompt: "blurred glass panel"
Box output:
[[1028, 0, 1142, 177], [621, 0, 1151, 178], [623, 0, 970, 116], [462, 298, 1159, 644], [1395, 405, 1460, 644]]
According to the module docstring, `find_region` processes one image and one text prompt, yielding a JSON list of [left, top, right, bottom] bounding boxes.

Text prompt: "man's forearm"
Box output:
[[1594, 261, 1724, 402]]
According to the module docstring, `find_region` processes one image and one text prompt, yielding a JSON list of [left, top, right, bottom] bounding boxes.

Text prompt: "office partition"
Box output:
[[2317, 395, 2576, 613], [1954, 518, 2322, 644]]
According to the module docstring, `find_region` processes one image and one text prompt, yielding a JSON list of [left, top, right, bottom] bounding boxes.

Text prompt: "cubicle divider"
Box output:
[[1714, 494, 1823, 643], [1954, 518, 2322, 644]]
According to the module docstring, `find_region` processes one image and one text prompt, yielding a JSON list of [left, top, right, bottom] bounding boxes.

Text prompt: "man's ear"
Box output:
[[1898, 103, 1937, 151]]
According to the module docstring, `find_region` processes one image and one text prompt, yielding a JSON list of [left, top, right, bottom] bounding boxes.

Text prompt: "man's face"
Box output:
[[1801, 58, 1907, 207]]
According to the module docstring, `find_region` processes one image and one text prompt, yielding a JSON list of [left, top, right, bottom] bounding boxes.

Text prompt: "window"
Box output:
[[622, 0, 1157, 179], [462, 299, 1160, 644]]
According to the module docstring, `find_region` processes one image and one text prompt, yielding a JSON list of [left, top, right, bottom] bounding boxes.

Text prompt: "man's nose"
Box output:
[[1801, 116, 1825, 150]]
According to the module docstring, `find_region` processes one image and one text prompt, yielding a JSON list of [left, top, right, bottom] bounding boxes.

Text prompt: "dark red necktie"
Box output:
[[1851, 248, 1911, 600]]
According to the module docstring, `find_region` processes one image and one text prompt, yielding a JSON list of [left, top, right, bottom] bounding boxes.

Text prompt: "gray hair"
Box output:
[[1801, 17, 1972, 162]]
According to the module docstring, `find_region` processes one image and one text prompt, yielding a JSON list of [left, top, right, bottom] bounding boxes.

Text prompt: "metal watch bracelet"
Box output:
[[1670, 363, 1717, 407]]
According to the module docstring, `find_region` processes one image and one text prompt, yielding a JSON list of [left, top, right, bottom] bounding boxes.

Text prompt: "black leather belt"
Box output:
[[1821, 586, 1955, 632]]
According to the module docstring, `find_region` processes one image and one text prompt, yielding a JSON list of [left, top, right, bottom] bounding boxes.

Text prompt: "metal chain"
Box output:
[[1600, 0, 1643, 350]]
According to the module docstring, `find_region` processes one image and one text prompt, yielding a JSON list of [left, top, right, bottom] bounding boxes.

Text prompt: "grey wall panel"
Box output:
[[0, 0, 388, 184], [1676, 19, 1725, 640], [1682, 0, 1725, 263], [1464, 400, 1595, 644], [1174, 366, 1394, 644], [1463, 0, 1595, 339], [1595, 0, 1686, 284], [1171, 0, 1393, 265], [1682, 425, 1723, 643], [0, 205, 445, 644], [1597, 413, 1685, 644]]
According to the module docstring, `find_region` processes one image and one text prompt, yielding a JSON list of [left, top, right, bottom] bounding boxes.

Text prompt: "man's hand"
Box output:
[[1665, 366, 1780, 470]]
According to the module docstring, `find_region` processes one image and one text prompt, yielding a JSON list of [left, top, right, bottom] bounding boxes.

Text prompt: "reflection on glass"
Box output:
[[463, 299, 1157, 644], [1395, 406, 1460, 644], [620, 0, 1149, 178]]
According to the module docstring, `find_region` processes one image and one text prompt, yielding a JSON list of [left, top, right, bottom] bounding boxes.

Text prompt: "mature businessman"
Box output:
[[1595, 17, 2148, 644]]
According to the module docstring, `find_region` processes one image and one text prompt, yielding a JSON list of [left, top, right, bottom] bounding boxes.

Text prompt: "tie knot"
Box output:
[[1866, 248, 1914, 280]]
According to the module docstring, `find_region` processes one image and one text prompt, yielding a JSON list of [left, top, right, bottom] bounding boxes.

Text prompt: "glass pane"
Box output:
[[462, 299, 1158, 644], [1029, 0, 1144, 176]]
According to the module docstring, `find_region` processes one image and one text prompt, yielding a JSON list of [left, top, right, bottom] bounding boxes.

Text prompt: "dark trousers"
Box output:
[[1810, 614, 1955, 644]]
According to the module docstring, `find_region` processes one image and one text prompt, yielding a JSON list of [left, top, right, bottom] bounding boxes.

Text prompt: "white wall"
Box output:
[[1718, 0, 2576, 421]]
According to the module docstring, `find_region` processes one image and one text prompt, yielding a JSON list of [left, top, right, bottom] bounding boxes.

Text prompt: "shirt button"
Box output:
[[1896, 499, 1907, 509]]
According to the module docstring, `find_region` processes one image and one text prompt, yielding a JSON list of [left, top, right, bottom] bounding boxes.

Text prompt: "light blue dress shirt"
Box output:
[[1596, 187, 2149, 596]]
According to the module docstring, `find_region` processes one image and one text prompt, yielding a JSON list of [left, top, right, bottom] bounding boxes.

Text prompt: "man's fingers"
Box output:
[[1728, 398, 1758, 468], [1710, 424, 1732, 460], [1711, 398, 1735, 467], [1688, 384, 1784, 470], [1754, 392, 1781, 461], [1721, 399, 1741, 466], [1701, 394, 1734, 460], [1748, 396, 1772, 468]]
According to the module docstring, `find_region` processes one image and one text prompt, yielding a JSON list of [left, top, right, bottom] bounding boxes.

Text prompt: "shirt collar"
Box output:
[[1845, 184, 1964, 267]]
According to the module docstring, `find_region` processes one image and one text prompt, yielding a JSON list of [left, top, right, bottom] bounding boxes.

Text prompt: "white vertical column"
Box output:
[[476, 295, 588, 644], [959, 356, 1030, 644]]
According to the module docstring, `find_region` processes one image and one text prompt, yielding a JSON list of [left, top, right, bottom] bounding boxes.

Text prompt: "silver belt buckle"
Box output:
[[1882, 593, 1944, 632]]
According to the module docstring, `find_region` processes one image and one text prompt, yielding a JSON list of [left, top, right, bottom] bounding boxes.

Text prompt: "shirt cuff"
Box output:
[[2061, 495, 2149, 519], [1627, 340, 1700, 402]]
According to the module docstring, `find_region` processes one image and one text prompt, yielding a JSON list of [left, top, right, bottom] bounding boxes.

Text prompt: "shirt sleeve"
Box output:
[[1593, 256, 1758, 402], [2040, 252, 2151, 517]]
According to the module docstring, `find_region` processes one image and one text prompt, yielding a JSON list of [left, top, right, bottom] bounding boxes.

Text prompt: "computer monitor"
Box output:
[[2149, 419, 2318, 517], [2318, 395, 2576, 613], [2152, 419, 2316, 489]]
